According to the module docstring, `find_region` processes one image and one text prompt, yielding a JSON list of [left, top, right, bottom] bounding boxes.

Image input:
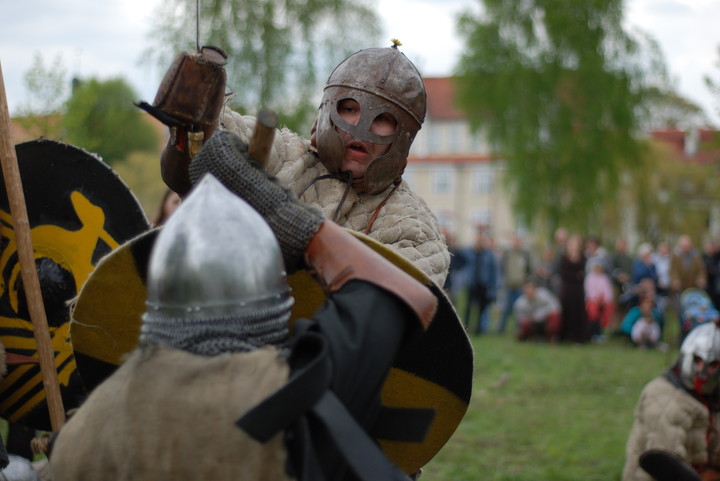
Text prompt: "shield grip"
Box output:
[[304, 221, 436, 331]]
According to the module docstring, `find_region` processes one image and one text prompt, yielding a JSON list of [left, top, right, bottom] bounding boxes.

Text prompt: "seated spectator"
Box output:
[[621, 295, 664, 346], [619, 277, 658, 312], [585, 258, 615, 342], [514, 278, 561, 343], [630, 306, 664, 351]]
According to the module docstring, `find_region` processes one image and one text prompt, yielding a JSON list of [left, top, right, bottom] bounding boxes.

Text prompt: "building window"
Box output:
[[432, 169, 453, 194], [428, 127, 441, 154], [449, 125, 461, 153], [472, 168, 494, 194]]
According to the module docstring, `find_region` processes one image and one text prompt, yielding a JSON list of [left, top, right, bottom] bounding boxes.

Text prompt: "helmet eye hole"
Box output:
[[337, 98, 397, 136], [372, 112, 398, 136], [337, 99, 361, 125]]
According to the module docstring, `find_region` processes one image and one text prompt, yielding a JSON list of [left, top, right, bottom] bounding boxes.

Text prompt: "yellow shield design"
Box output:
[[0, 140, 150, 430], [71, 228, 473, 473]]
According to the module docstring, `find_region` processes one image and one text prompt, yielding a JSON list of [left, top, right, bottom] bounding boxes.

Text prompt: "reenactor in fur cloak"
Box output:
[[154, 43, 450, 287]]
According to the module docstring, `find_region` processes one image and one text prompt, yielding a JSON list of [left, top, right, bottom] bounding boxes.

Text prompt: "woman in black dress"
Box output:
[[559, 234, 589, 343]]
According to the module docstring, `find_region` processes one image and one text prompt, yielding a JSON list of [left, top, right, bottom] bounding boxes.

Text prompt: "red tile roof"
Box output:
[[424, 77, 465, 120], [650, 128, 720, 164]]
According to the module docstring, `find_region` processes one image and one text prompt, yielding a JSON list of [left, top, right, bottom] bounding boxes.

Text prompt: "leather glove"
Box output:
[[188, 130, 324, 273]]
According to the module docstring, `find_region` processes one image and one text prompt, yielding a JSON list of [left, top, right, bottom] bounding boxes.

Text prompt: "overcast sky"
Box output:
[[1, 0, 719, 124]]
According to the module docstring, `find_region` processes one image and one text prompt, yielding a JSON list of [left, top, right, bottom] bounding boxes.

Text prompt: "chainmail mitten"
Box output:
[[188, 130, 324, 272]]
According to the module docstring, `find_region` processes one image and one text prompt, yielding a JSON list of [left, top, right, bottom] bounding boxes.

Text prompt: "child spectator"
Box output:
[[621, 295, 664, 349], [585, 257, 615, 342], [631, 309, 662, 349]]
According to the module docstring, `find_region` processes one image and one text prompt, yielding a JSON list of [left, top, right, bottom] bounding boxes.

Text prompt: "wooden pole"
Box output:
[[0, 60, 65, 431], [248, 110, 278, 169]]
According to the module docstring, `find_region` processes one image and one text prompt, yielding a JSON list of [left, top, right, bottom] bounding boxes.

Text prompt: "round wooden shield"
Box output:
[[0, 140, 150, 431], [71, 228, 473, 473]]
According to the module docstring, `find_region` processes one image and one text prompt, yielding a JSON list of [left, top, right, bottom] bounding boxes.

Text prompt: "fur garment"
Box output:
[[220, 111, 450, 287]]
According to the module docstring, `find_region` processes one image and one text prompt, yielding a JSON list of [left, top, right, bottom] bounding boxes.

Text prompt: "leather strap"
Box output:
[[236, 332, 331, 442], [304, 221, 436, 330], [236, 330, 413, 481]]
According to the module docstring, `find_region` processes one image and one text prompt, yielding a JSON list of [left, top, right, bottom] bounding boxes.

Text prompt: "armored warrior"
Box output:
[[158, 44, 450, 286], [50, 141, 437, 480], [623, 322, 720, 481]]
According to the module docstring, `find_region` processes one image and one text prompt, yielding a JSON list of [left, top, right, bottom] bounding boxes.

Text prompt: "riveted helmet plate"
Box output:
[[316, 47, 426, 195]]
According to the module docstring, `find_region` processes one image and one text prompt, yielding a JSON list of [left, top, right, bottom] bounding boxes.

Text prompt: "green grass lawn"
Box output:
[[421, 306, 679, 481], [1, 301, 679, 481]]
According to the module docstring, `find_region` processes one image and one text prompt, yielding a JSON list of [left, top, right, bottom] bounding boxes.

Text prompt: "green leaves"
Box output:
[[143, 0, 380, 133], [455, 0, 653, 234], [63, 78, 158, 165]]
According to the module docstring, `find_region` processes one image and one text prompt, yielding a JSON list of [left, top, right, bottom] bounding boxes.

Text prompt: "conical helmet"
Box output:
[[141, 174, 293, 355], [679, 322, 720, 395], [315, 45, 426, 195]]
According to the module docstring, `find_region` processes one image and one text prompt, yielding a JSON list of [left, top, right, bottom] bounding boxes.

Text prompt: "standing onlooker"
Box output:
[[671, 235, 707, 292], [442, 229, 468, 307], [486, 235, 502, 331], [609, 237, 634, 328], [652, 240, 672, 315], [584, 258, 615, 342], [585, 235, 611, 274], [497, 235, 532, 334], [559, 234, 589, 343], [463, 229, 498, 336], [670, 235, 707, 317], [609, 237, 634, 294], [514, 278, 561, 343], [631, 243, 658, 288], [532, 243, 556, 291], [702, 238, 720, 309], [550, 227, 569, 297]]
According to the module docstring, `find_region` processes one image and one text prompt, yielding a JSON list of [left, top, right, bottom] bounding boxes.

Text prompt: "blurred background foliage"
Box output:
[[8, 0, 720, 236], [454, 0, 710, 235], [142, 0, 381, 134]]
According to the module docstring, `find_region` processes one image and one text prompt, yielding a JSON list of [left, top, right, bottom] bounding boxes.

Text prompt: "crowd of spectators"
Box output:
[[444, 228, 720, 347]]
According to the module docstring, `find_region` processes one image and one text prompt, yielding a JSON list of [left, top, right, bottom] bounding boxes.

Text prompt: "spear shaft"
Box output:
[[0, 59, 66, 431]]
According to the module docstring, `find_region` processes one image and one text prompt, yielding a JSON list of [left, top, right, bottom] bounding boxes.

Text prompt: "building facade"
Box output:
[[406, 77, 517, 247]]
